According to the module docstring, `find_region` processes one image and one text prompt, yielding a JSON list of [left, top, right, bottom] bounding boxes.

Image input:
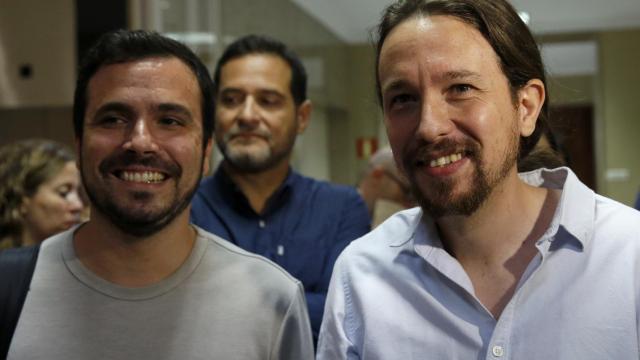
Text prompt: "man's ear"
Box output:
[[295, 100, 312, 134], [517, 79, 545, 137]]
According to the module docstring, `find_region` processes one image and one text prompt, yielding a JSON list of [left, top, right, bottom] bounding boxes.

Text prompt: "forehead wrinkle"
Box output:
[[417, 57, 427, 92], [221, 54, 292, 94], [380, 16, 500, 96], [378, 27, 417, 80]]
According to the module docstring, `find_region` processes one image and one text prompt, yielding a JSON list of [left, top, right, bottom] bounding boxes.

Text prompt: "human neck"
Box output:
[[73, 209, 197, 287], [223, 159, 290, 214], [437, 172, 550, 262], [434, 170, 559, 318], [20, 228, 41, 247], [20, 229, 38, 246]]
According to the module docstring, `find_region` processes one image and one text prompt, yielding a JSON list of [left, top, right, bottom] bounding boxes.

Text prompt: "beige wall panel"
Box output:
[[548, 75, 594, 105], [598, 28, 640, 205], [0, 0, 75, 108]]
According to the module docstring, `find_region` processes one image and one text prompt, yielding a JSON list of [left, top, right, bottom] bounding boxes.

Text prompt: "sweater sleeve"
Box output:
[[270, 283, 315, 360]]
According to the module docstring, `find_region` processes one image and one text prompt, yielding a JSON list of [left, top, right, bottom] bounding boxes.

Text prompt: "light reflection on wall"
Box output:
[[0, 28, 18, 105]]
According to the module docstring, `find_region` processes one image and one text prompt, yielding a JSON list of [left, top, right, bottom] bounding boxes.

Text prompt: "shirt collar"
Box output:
[[518, 167, 595, 249], [392, 167, 594, 252], [388, 207, 428, 248], [214, 165, 296, 216]]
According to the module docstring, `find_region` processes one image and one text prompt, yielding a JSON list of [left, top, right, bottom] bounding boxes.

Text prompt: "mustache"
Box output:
[[405, 138, 480, 167], [99, 151, 180, 177], [223, 125, 271, 142]]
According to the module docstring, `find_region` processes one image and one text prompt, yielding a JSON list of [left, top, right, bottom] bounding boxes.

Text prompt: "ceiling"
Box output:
[[292, 0, 640, 44], [291, 0, 640, 76]]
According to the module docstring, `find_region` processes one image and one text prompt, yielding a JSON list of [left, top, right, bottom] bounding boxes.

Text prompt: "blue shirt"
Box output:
[[191, 167, 370, 338], [318, 167, 640, 359]]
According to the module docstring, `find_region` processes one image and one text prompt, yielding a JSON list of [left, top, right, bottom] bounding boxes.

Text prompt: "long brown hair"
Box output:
[[374, 0, 549, 160]]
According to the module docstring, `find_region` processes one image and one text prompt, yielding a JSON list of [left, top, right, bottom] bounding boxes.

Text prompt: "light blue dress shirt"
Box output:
[[317, 167, 640, 360]]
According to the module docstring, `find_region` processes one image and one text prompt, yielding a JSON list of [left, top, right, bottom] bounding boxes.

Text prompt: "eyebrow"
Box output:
[[442, 70, 483, 81], [380, 78, 412, 96], [157, 103, 193, 119], [94, 102, 193, 119], [94, 102, 134, 118], [220, 87, 286, 97], [381, 70, 483, 94]]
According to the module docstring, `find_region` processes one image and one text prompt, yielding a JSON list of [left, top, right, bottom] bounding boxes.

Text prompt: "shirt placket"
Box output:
[[257, 216, 288, 263], [484, 294, 516, 360], [484, 236, 551, 360]]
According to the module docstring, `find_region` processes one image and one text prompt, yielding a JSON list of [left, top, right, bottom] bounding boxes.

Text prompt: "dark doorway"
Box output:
[[76, 0, 128, 65], [549, 104, 596, 191]]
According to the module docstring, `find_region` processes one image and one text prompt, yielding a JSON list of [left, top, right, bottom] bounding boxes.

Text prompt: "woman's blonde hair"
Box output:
[[0, 139, 75, 246]]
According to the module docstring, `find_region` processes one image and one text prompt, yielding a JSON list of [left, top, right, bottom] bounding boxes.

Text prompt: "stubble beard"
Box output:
[[220, 141, 278, 173], [80, 150, 203, 238], [218, 123, 297, 174], [404, 128, 519, 219]]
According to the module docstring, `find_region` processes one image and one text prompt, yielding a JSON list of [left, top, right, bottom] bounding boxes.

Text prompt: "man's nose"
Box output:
[[66, 190, 84, 213], [236, 97, 261, 128], [416, 95, 454, 143], [123, 119, 159, 153]]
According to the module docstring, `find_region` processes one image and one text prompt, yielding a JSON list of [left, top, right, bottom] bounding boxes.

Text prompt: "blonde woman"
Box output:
[[0, 139, 84, 248]]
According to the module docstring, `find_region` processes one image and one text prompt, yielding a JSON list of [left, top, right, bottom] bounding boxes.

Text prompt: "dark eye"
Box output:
[[393, 94, 415, 103], [449, 84, 474, 94], [159, 117, 181, 126], [387, 93, 417, 111], [219, 93, 242, 107], [56, 185, 72, 199], [261, 96, 276, 105], [258, 93, 284, 108], [97, 115, 126, 127]]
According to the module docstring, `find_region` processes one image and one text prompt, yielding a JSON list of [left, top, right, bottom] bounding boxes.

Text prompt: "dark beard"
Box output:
[[220, 145, 291, 174], [409, 158, 492, 218], [404, 134, 518, 218], [81, 150, 203, 238], [89, 185, 198, 238], [218, 133, 296, 174]]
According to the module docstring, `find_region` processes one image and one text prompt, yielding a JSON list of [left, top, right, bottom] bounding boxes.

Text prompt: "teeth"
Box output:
[[120, 171, 165, 183], [429, 153, 463, 168]]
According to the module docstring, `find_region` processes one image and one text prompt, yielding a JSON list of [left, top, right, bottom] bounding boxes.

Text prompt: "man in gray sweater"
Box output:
[[7, 29, 313, 360]]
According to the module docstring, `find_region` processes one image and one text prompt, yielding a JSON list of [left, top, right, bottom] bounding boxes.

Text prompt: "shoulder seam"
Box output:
[[202, 232, 301, 285]]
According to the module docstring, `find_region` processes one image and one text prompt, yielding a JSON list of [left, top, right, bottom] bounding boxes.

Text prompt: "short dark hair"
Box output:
[[73, 29, 214, 149], [375, 0, 550, 160], [213, 34, 308, 106]]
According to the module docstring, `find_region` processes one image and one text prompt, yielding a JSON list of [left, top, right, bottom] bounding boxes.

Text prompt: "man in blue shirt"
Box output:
[[317, 0, 640, 359], [191, 35, 370, 339]]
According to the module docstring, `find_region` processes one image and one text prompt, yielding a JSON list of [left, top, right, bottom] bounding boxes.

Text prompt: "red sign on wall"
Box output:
[[356, 137, 378, 159]]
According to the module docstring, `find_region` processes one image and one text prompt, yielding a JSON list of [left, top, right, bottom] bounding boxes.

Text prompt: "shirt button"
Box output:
[[492, 345, 504, 357], [258, 220, 265, 228]]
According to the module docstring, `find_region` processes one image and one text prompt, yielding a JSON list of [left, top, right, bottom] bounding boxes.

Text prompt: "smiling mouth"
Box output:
[[429, 153, 463, 168], [116, 170, 166, 183], [231, 133, 266, 141]]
